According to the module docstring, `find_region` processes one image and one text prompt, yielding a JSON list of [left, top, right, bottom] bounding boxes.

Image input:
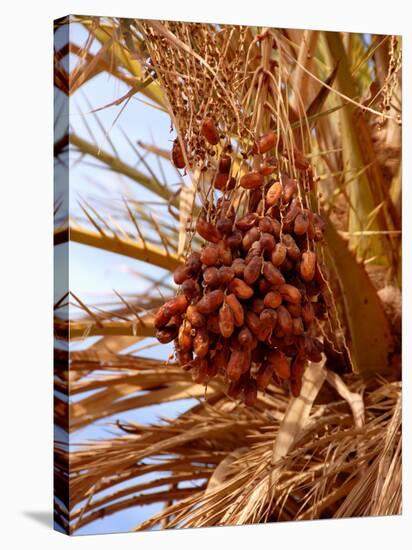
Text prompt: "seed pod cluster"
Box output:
[[161, 124, 327, 406]]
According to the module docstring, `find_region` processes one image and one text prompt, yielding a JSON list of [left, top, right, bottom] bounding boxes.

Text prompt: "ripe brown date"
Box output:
[[196, 218, 221, 244], [154, 295, 188, 329], [200, 245, 220, 266], [219, 266, 235, 285], [203, 266, 221, 287], [252, 131, 277, 154], [240, 171, 264, 189], [216, 216, 233, 235], [257, 277, 271, 294], [191, 358, 209, 384], [263, 262, 285, 285], [181, 278, 201, 299], [231, 258, 246, 277], [178, 321, 193, 352], [193, 327, 209, 358], [171, 138, 185, 169], [218, 154, 232, 174], [227, 231, 243, 250], [238, 326, 254, 349], [260, 308, 277, 328], [242, 227, 260, 251], [300, 251, 317, 282], [173, 264, 192, 285], [245, 310, 260, 336], [186, 305, 206, 328], [282, 234, 301, 261], [196, 289, 225, 314], [245, 241, 263, 262], [256, 362, 275, 390], [217, 240, 232, 266], [201, 117, 220, 145], [229, 278, 254, 300], [186, 252, 201, 274], [227, 349, 246, 381], [258, 216, 273, 233], [268, 350, 290, 380], [259, 309, 277, 341], [218, 302, 235, 338], [283, 198, 301, 225], [214, 172, 229, 191], [282, 175, 298, 202], [279, 283, 302, 304], [244, 255, 262, 285], [277, 305, 293, 335], [264, 290, 282, 309], [294, 210, 310, 235], [270, 218, 281, 238], [154, 307, 172, 330], [156, 325, 178, 344], [236, 213, 258, 231], [214, 344, 230, 372], [259, 232, 276, 252], [271, 243, 287, 266], [226, 293, 244, 326], [266, 181, 283, 206], [207, 314, 221, 334]]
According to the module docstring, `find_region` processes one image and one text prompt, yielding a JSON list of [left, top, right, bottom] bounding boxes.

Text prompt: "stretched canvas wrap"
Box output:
[[54, 16, 402, 535]]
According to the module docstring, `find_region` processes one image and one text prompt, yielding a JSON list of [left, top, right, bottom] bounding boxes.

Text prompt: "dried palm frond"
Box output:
[[55, 350, 400, 531]]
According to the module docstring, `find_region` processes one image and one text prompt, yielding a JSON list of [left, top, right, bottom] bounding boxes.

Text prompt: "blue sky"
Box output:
[[55, 19, 196, 534]]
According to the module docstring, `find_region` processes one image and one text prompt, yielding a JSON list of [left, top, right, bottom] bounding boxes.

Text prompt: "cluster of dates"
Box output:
[[155, 146, 327, 405]]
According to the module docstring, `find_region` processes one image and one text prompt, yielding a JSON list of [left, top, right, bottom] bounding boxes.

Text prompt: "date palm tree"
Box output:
[[54, 16, 401, 534]]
